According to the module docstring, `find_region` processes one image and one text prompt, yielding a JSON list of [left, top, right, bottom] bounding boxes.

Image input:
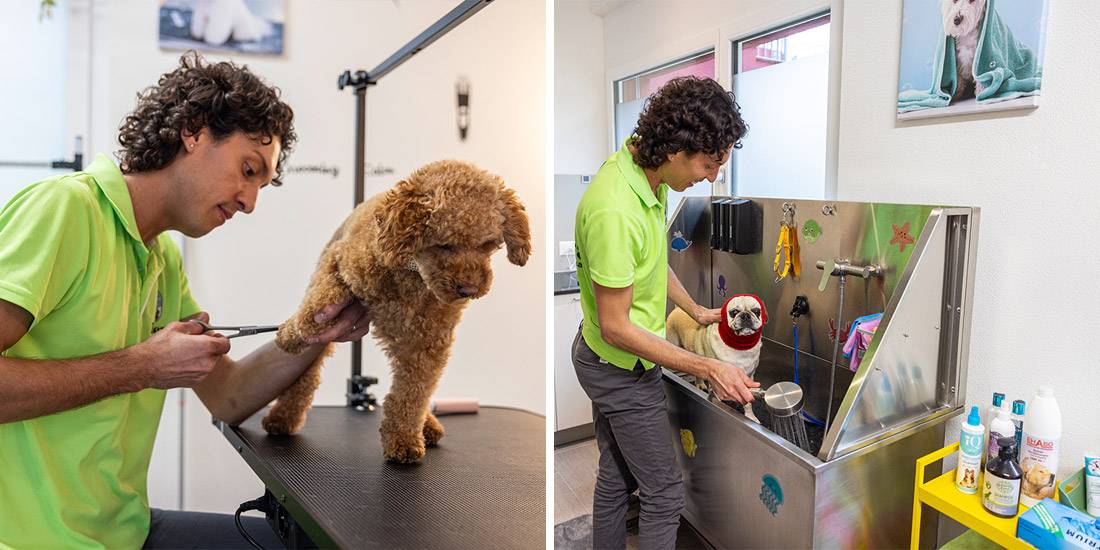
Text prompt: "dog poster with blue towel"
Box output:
[[159, 0, 285, 56], [897, 0, 1048, 121]]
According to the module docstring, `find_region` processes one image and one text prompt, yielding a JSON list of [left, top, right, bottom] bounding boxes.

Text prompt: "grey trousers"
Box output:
[[571, 330, 684, 550]]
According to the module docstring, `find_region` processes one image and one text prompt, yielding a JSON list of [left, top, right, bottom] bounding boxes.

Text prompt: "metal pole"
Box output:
[[337, 0, 493, 409], [351, 86, 366, 382]]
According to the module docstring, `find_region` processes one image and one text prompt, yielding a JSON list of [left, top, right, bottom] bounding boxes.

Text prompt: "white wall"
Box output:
[[0, 0, 73, 205], [836, 1, 1100, 480], [554, 1, 607, 275], [555, 1, 608, 175], [89, 0, 545, 513]]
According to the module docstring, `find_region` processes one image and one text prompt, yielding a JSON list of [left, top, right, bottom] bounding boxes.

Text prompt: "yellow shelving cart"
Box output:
[[912, 442, 1059, 549]]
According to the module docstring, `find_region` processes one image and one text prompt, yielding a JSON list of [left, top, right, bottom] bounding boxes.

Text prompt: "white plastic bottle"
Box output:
[[956, 406, 984, 494], [982, 392, 1005, 465], [1011, 399, 1026, 453], [985, 392, 1005, 426], [1019, 386, 1062, 507], [987, 403, 1015, 464]]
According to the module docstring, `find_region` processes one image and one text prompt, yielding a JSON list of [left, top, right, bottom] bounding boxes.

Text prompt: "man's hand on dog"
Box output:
[[692, 305, 722, 326], [308, 298, 372, 344], [707, 359, 760, 404], [139, 312, 230, 389]]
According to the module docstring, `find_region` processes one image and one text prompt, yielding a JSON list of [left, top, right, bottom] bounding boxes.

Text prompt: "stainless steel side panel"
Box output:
[[665, 374, 816, 549], [814, 416, 953, 549]]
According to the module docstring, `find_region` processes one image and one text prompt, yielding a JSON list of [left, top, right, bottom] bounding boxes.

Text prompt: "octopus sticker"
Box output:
[[716, 274, 727, 297], [670, 231, 692, 252], [802, 219, 822, 244]]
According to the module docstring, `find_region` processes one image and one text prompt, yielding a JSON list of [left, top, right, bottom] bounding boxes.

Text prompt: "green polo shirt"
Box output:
[[575, 140, 668, 371], [0, 154, 201, 549]]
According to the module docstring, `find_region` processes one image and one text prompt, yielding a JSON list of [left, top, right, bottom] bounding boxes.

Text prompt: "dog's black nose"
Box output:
[[457, 285, 478, 298], [954, 14, 963, 26]]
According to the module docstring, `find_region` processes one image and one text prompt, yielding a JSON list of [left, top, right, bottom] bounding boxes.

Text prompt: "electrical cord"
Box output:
[[235, 496, 270, 550]]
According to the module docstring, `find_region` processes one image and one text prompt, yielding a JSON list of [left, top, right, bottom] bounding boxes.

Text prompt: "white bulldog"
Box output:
[[667, 294, 767, 394]]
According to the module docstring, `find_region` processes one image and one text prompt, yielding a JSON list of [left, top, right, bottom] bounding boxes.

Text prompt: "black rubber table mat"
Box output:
[[219, 405, 545, 549]]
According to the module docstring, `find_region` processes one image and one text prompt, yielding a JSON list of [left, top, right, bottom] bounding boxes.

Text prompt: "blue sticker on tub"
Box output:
[[716, 274, 727, 296], [759, 474, 783, 516], [670, 231, 692, 252]]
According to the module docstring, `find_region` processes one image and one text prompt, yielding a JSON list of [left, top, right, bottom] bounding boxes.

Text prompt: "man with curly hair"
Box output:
[[572, 76, 754, 549], [0, 52, 366, 548]]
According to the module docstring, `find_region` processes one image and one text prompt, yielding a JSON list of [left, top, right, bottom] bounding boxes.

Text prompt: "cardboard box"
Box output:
[[1017, 498, 1100, 549]]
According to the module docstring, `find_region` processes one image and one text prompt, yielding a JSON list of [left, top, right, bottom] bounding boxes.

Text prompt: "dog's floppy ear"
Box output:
[[376, 180, 431, 268], [753, 295, 768, 325], [498, 187, 531, 266]]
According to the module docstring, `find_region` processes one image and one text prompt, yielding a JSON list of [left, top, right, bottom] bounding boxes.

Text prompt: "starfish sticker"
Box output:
[[891, 222, 914, 253]]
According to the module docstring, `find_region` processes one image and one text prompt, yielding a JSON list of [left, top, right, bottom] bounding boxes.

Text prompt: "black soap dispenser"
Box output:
[[983, 436, 1023, 518]]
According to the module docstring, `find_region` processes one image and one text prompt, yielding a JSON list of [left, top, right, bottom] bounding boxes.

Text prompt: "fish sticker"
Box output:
[[670, 231, 692, 252], [680, 429, 697, 458]]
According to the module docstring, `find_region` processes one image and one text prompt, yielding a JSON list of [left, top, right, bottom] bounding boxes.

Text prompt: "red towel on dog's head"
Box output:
[[717, 294, 767, 351]]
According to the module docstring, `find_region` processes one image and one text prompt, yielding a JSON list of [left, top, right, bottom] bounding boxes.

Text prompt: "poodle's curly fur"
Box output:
[[265, 160, 531, 463]]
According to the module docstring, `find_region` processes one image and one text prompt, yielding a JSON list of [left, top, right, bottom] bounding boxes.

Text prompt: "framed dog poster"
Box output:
[[158, 0, 285, 56], [897, 0, 1049, 120]]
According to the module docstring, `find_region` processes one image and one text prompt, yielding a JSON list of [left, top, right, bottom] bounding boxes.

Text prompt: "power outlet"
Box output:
[[559, 241, 575, 256]]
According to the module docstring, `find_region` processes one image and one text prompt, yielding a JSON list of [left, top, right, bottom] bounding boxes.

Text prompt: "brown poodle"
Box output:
[[265, 160, 531, 462]]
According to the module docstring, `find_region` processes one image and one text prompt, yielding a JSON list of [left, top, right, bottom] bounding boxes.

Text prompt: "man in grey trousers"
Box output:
[[572, 76, 755, 550]]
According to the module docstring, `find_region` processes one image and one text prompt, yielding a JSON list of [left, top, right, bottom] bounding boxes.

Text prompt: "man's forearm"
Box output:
[[196, 340, 328, 425], [667, 267, 702, 318], [0, 348, 149, 423], [600, 320, 714, 380]]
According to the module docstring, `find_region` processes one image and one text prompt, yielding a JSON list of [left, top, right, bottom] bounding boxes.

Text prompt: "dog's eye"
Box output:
[[438, 244, 454, 253], [752, 308, 761, 316]]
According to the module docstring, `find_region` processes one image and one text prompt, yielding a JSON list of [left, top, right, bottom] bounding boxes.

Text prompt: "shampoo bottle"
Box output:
[[987, 403, 1015, 465], [1020, 386, 1061, 507], [1011, 399, 1026, 454], [983, 392, 1005, 465], [983, 436, 1022, 518], [956, 406, 984, 494]]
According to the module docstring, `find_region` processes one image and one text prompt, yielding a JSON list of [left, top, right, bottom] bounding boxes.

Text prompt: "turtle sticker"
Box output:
[[802, 219, 822, 244]]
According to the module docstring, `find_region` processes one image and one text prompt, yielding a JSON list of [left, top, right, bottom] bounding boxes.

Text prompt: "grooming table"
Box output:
[[216, 405, 545, 549]]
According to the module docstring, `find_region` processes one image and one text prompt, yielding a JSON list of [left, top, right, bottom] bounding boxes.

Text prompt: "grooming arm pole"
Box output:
[[335, 0, 492, 409]]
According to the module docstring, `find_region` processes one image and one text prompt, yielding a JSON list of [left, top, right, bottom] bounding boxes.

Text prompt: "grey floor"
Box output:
[[554, 437, 709, 550]]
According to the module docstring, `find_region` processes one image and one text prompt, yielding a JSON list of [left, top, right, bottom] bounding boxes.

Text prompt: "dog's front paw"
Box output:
[[383, 431, 427, 463], [262, 410, 306, 435], [423, 414, 445, 446], [275, 327, 310, 355]]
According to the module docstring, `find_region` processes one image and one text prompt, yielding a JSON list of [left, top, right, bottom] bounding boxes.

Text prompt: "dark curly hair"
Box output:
[[117, 51, 296, 186], [630, 76, 748, 170]]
